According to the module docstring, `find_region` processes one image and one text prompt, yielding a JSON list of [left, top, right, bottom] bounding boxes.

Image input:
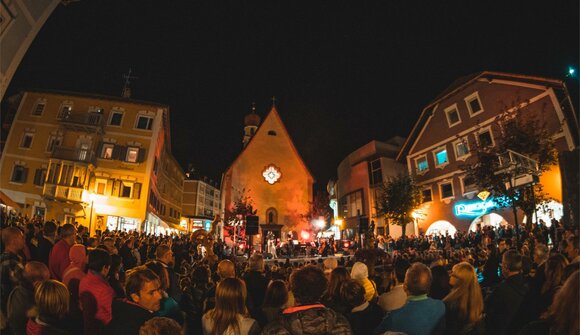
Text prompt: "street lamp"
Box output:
[[88, 193, 96, 236]]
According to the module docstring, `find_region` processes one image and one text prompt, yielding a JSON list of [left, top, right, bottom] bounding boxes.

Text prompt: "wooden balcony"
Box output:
[[43, 183, 84, 203], [59, 111, 104, 133], [51, 146, 96, 165]]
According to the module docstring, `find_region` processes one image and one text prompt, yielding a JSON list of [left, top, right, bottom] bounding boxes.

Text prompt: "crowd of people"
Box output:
[[0, 211, 578, 335]]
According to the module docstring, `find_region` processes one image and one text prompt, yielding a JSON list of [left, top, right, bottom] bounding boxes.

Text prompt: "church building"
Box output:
[[220, 102, 314, 244]]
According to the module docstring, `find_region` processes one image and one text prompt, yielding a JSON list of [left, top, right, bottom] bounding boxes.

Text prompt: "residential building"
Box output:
[[335, 137, 407, 239], [398, 71, 578, 234], [182, 176, 221, 234]]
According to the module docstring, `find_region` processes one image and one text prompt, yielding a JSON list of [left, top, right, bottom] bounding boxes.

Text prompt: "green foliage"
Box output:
[[228, 188, 257, 218], [376, 174, 422, 236]]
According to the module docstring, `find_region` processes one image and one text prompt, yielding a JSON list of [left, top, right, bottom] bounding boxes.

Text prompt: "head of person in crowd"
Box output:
[[139, 316, 182, 335], [542, 254, 569, 294], [87, 237, 98, 248], [323, 258, 338, 277], [2, 226, 25, 253], [393, 258, 410, 285], [208, 277, 249, 335], [248, 253, 265, 272], [34, 279, 69, 321], [102, 237, 118, 255], [217, 259, 235, 280], [565, 235, 579, 262], [88, 248, 112, 277], [156, 244, 174, 267], [69, 244, 87, 268], [59, 223, 77, 246], [325, 266, 350, 299], [543, 270, 579, 335], [350, 262, 369, 281], [290, 265, 328, 305], [533, 243, 549, 265], [429, 265, 451, 300], [340, 279, 366, 310], [22, 261, 50, 290], [263, 279, 288, 309], [404, 262, 432, 297], [192, 264, 211, 286], [145, 261, 170, 292], [125, 266, 163, 312], [444, 262, 483, 323], [109, 254, 123, 278], [501, 249, 522, 278], [43, 221, 57, 240]]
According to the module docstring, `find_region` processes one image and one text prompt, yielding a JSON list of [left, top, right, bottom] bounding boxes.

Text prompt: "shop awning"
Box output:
[[0, 191, 20, 208]]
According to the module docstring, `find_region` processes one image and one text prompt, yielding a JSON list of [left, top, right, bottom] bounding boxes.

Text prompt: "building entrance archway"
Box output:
[[426, 220, 457, 236], [522, 200, 563, 227], [469, 213, 508, 232]]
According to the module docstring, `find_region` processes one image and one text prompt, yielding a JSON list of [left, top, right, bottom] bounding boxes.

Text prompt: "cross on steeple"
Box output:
[[271, 96, 277, 108], [121, 68, 138, 98]]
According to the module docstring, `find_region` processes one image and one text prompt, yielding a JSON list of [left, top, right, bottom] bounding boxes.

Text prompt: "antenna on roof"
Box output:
[[121, 68, 138, 98]]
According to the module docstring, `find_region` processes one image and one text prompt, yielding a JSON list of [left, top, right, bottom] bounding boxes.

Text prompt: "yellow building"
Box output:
[[0, 89, 183, 234], [221, 104, 314, 242]]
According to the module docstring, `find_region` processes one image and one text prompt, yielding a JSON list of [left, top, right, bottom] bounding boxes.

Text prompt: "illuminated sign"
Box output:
[[454, 200, 497, 217]]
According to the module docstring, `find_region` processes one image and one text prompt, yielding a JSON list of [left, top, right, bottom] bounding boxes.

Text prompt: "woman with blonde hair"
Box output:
[[443, 262, 484, 335], [26, 279, 71, 335], [201, 277, 260, 335]]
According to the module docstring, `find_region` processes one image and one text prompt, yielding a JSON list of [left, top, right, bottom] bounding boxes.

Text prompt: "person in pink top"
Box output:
[[79, 248, 115, 335], [63, 243, 87, 329], [48, 224, 76, 280]]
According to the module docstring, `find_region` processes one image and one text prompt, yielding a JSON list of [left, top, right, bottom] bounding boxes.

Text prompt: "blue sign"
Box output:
[[454, 200, 497, 217]]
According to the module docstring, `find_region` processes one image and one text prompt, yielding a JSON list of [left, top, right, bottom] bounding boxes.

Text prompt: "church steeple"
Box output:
[[243, 102, 260, 147]]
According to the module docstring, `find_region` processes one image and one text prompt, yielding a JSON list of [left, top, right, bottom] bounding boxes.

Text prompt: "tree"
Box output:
[[376, 174, 422, 237], [224, 188, 257, 238], [462, 101, 559, 235], [302, 191, 333, 230]]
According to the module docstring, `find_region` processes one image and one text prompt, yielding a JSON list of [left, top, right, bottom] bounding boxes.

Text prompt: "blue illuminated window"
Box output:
[[416, 156, 429, 173], [435, 149, 448, 166]]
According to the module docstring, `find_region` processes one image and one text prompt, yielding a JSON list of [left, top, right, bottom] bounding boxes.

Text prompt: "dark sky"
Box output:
[[4, 0, 579, 192]]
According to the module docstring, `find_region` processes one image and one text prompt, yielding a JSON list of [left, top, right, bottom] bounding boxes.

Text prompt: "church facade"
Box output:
[[220, 104, 314, 242]]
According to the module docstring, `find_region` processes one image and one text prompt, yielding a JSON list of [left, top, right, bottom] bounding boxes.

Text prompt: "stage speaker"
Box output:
[[359, 217, 369, 233], [246, 215, 259, 235]]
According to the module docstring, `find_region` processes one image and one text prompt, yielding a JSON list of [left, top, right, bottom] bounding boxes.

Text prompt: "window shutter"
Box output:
[[133, 182, 142, 199], [22, 168, 29, 183], [34, 169, 41, 185], [112, 180, 121, 196], [137, 148, 146, 163], [106, 179, 114, 195], [96, 142, 104, 158], [112, 145, 126, 160]]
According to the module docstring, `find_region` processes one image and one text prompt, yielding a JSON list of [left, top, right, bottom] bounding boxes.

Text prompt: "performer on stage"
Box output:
[[267, 231, 277, 259]]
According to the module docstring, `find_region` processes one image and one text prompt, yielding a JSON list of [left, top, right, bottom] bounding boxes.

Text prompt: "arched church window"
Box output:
[[266, 208, 278, 224], [268, 130, 277, 136]]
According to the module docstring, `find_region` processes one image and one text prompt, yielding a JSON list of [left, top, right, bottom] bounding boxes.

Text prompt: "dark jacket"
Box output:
[[444, 302, 485, 335], [345, 302, 384, 335], [107, 299, 155, 335], [242, 271, 269, 320], [262, 304, 352, 335], [119, 245, 137, 270], [34, 236, 54, 266], [7, 285, 35, 335], [485, 274, 528, 335]]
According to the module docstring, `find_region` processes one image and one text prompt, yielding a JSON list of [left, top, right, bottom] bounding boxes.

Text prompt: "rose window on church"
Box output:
[[262, 164, 281, 185]]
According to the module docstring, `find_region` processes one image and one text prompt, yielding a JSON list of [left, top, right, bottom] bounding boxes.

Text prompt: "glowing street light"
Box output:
[[334, 218, 343, 227]]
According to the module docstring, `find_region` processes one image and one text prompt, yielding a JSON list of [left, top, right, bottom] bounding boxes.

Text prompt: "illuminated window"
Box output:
[[444, 104, 461, 127], [454, 138, 470, 160], [96, 179, 107, 195], [101, 143, 114, 159], [433, 147, 448, 167], [126, 147, 139, 163], [415, 155, 429, 174], [57, 104, 72, 119], [262, 164, 282, 184], [465, 92, 484, 116]]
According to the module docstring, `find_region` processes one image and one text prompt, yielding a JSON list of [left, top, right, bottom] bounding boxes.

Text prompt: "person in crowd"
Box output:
[[323, 257, 338, 279], [7, 261, 50, 335], [48, 224, 76, 281], [442, 262, 484, 335], [79, 248, 115, 335], [1, 227, 26, 322], [538, 254, 568, 312], [156, 244, 181, 302], [242, 253, 269, 321], [429, 265, 450, 300], [481, 242, 501, 287], [201, 277, 260, 335], [33, 221, 57, 266], [565, 235, 579, 263], [26, 279, 70, 335], [204, 259, 235, 313], [374, 262, 445, 335], [108, 254, 125, 299], [378, 258, 409, 312], [263, 265, 352, 335], [139, 316, 183, 335], [341, 280, 383, 335], [261, 280, 288, 324], [120, 237, 138, 270], [485, 249, 528, 335], [102, 237, 119, 255], [62, 244, 87, 294], [144, 261, 182, 324], [518, 269, 579, 335], [350, 262, 378, 302], [181, 264, 212, 335], [107, 266, 162, 335], [321, 266, 350, 315]]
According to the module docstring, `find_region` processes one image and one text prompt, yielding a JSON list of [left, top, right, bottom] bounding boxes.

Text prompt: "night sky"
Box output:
[[4, 0, 578, 192]]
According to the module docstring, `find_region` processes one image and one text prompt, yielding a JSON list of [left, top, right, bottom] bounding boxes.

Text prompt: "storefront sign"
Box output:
[[454, 200, 497, 217]]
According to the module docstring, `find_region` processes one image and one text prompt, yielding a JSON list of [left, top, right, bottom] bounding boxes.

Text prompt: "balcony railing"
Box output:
[[51, 146, 96, 165], [43, 183, 84, 203], [59, 111, 104, 133]]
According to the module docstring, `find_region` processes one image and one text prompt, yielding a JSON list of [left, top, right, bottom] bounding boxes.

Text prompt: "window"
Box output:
[[20, 133, 34, 149], [126, 147, 139, 163], [465, 92, 484, 116], [453, 138, 470, 160], [136, 115, 153, 130], [33, 168, 47, 186], [415, 155, 429, 173], [477, 128, 494, 147], [440, 182, 454, 199], [57, 105, 72, 119], [46, 135, 62, 153], [100, 143, 114, 159], [433, 147, 448, 167], [462, 176, 478, 194], [109, 111, 123, 126], [444, 104, 461, 127], [95, 179, 107, 195], [370, 159, 383, 185], [338, 190, 363, 218], [32, 102, 46, 116], [267, 130, 277, 136], [120, 183, 132, 198], [11, 165, 27, 183], [422, 188, 432, 203]]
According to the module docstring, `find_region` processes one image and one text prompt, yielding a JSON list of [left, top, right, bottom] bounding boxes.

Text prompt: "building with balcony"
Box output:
[[334, 137, 407, 239], [398, 71, 578, 234], [0, 89, 184, 234], [182, 176, 221, 234]]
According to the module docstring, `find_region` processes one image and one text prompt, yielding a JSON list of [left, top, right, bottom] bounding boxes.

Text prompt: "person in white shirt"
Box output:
[[378, 258, 410, 312]]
